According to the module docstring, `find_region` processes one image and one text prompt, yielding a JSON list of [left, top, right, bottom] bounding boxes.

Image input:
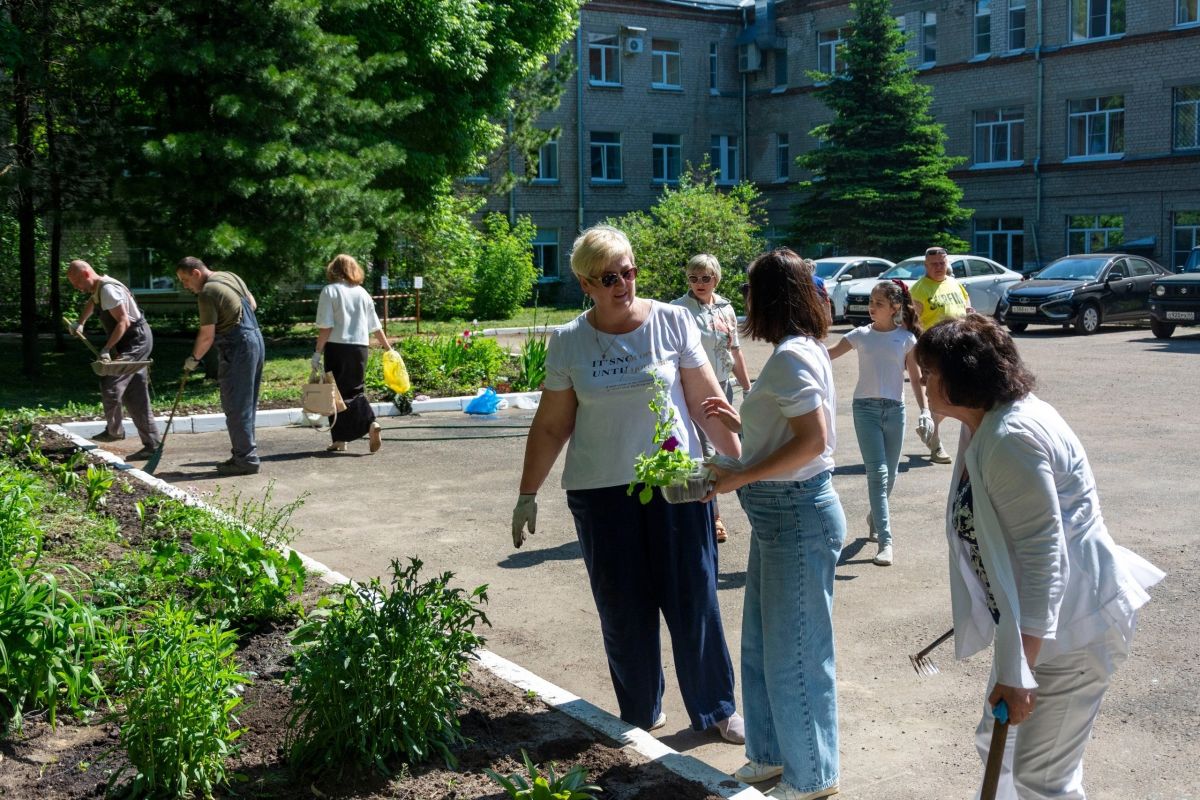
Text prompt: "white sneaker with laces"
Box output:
[[733, 761, 784, 783], [930, 445, 951, 464], [649, 711, 667, 730], [713, 712, 745, 744], [873, 544, 894, 566], [765, 781, 839, 800]]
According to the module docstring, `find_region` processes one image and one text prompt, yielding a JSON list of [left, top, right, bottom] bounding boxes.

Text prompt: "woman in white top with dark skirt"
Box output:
[[914, 315, 1163, 800], [313, 254, 392, 453]]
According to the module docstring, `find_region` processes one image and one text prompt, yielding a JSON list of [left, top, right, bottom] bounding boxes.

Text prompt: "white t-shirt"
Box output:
[[97, 281, 142, 322], [543, 301, 707, 491], [842, 325, 916, 401], [316, 282, 382, 345], [739, 335, 837, 483], [670, 292, 740, 383]]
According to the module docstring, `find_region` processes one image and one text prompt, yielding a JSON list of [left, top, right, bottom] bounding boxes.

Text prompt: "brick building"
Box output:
[[481, 0, 1200, 301]]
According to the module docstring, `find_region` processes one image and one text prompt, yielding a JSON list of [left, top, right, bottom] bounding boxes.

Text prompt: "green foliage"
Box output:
[[0, 566, 112, 731], [513, 332, 549, 392], [474, 214, 539, 320], [627, 374, 702, 504], [0, 463, 44, 565], [487, 749, 603, 800], [792, 0, 970, 259], [84, 464, 114, 512], [285, 558, 489, 777], [394, 194, 482, 320], [109, 600, 247, 798], [371, 334, 513, 398], [608, 160, 767, 308]]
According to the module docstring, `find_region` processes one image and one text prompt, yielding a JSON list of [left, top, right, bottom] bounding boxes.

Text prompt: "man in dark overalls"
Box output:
[[68, 260, 161, 459], [175, 256, 265, 476]]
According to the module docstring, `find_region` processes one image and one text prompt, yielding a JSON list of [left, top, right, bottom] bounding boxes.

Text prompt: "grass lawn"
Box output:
[[2, 307, 579, 418]]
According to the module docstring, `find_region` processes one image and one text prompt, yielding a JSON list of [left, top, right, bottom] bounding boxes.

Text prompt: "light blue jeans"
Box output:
[[852, 398, 906, 547], [737, 472, 845, 795]]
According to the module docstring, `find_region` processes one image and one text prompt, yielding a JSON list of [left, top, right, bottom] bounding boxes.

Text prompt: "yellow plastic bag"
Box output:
[[382, 349, 411, 394]]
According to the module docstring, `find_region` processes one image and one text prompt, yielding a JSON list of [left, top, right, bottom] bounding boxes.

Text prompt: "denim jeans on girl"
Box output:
[[737, 472, 845, 795], [851, 397, 906, 547]]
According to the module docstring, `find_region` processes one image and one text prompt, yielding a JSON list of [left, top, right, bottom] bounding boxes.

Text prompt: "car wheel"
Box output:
[[1150, 319, 1176, 339], [1007, 323, 1028, 333], [1073, 303, 1101, 335]]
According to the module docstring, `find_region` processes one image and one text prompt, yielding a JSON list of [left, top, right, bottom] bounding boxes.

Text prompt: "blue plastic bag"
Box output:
[[464, 387, 501, 415]]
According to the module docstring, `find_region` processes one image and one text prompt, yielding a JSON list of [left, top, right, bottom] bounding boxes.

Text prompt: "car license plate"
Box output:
[[1010, 305, 1037, 315], [848, 304, 868, 312], [1166, 311, 1195, 321]]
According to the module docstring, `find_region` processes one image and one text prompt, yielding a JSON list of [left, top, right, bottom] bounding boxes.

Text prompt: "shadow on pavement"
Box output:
[[498, 539, 582, 568], [836, 454, 935, 477]]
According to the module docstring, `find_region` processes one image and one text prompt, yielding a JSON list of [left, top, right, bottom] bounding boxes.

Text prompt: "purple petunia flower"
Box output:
[[661, 435, 680, 452]]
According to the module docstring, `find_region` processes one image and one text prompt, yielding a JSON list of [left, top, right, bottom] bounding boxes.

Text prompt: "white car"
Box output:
[[812, 256, 895, 321], [841, 255, 1023, 326]]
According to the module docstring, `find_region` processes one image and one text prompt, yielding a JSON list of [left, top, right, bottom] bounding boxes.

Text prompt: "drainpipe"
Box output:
[[507, 110, 516, 225], [576, 16, 585, 232], [1032, 0, 1044, 266], [741, 6, 749, 181]]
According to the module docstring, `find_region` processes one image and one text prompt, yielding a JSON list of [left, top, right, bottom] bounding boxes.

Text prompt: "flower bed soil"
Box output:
[[1, 428, 727, 800]]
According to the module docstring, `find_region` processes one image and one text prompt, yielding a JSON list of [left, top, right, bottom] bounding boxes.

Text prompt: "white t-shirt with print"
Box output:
[[670, 292, 740, 383], [739, 335, 837, 483], [316, 282, 382, 346], [543, 301, 707, 491], [842, 325, 916, 402]]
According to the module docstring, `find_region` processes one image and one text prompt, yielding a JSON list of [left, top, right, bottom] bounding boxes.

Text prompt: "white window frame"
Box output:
[[973, 217, 1024, 272], [651, 39, 682, 90], [588, 34, 621, 86], [1174, 86, 1200, 151], [532, 228, 560, 279], [533, 137, 558, 183], [464, 166, 490, 184], [817, 28, 846, 75], [126, 247, 177, 293], [1008, 0, 1027, 50], [774, 47, 788, 89], [776, 133, 790, 181], [710, 135, 739, 184], [920, 12, 937, 66], [590, 131, 622, 183], [1067, 214, 1123, 254], [1067, 95, 1124, 159], [974, 107, 1024, 166], [652, 133, 682, 184], [1180, 0, 1200, 25], [974, 1, 992, 57], [709, 42, 719, 93], [1070, 0, 1125, 42], [1171, 211, 1200, 269]]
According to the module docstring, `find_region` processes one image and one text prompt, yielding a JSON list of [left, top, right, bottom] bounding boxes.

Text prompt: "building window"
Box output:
[[974, 107, 1024, 165], [532, 229, 560, 278], [652, 133, 682, 184], [817, 28, 846, 74], [1181, 0, 1200, 24], [974, 1, 992, 56], [533, 137, 558, 182], [590, 132, 622, 182], [709, 43, 719, 92], [776, 133, 790, 180], [1009, 0, 1027, 50], [464, 166, 490, 183], [710, 135, 739, 183], [1172, 211, 1200, 269], [895, 15, 909, 53], [126, 247, 175, 291], [921, 12, 937, 65], [774, 47, 788, 88], [1174, 86, 1200, 150], [1068, 96, 1124, 158], [651, 39, 681, 89], [974, 218, 1024, 272], [588, 34, 620, 85], [1067, 214, 1123, 254], [1071, 0, 1124, 41]]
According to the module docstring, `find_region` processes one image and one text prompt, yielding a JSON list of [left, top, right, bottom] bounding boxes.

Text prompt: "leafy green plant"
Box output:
[[109, 600, 248, 798], [473, 213, 538, 319], [0, 565, 112, 731], [0, 472, 41, 565], [513, 332, 549, 392], [627, 374, 704, 504], [487, 750, 603, 800], [84, 464, 114, 512], [285, 558, 489, 777]]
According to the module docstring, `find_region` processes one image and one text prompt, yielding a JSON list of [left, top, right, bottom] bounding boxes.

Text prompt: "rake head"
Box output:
[[909, 652, 941, 676]]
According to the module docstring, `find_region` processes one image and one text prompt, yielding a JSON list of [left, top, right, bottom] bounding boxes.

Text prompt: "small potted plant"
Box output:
[[627, 374, 712, 505]]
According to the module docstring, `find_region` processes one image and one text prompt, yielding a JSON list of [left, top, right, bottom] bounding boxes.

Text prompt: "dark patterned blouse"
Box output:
[[952, 470, 1000, 624]]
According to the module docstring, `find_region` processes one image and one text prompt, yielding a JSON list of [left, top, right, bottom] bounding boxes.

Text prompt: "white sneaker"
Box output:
[[873, 544, 894, 566], [766, 782, 839, 800], [733, 760, 784, 783], [713, 712, 745, 744], [649, 711, 667, 730], [930, 445, 951, 464]]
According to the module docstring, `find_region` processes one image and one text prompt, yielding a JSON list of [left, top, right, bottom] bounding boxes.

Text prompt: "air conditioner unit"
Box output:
[[738, 43, 762, 72], [625, 36, 644, 55]]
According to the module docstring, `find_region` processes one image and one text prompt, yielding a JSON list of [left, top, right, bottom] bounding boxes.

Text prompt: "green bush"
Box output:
[[367, 334, 514, 398], [474, 213, 538, 320], [285, 558, 489, 777], [109, 600, 247, 798], [394, 195, 481, 320], [512, 332, 548, 392]]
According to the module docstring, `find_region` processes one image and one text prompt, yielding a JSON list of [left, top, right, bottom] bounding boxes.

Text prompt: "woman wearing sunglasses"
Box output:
[[510, 225, 747, 745], [671, 254, 751, 543]]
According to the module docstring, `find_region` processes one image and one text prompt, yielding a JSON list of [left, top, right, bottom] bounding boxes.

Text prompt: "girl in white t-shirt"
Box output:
[[826, 280, 927, 566]]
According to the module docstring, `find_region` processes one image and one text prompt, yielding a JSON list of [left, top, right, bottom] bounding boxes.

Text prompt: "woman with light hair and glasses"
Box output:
[[914, 314, 1162, 800], [510, 225, 746, 744], [672, 253, 751, 542]]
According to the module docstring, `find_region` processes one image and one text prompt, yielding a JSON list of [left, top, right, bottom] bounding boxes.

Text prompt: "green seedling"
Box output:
[[486, 750, 603, 800], [84, 464, 114, 512]]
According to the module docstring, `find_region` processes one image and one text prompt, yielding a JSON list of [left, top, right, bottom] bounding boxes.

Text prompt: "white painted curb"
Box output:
[[44, 423, 763, 798]]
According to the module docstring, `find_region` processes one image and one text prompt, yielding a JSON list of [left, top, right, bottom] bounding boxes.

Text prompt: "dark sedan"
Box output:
[[1001, 254, 1171, 335]]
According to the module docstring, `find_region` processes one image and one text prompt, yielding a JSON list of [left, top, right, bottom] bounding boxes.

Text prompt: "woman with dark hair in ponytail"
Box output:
[[827, 279, 927, 566]]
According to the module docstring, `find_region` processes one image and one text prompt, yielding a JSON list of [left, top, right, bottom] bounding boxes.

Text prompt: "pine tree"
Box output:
[[791, 0, 970, 260]]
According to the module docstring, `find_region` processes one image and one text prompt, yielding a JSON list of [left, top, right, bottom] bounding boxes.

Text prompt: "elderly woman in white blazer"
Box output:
[[914, 315, 1163, 800]]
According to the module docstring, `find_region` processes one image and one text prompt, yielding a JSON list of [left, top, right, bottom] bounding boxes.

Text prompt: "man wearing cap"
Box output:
[[910, 246, 972, 464], [68, 260, 161, 459], [175, 256, 264, 476]]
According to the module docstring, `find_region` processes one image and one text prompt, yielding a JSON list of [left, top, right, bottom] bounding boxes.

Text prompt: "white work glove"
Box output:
[[916, 411, 934, 446], [98, 350, 112, 363], [311, 351, 323, 371], [511, 494, 537, 548], [183, 355, 201, 373], [72, 321, 85, 336]]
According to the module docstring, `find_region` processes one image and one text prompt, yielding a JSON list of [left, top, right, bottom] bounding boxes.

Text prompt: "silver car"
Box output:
[[841, 255, 1023, 326], [812, 256, 896, 321]]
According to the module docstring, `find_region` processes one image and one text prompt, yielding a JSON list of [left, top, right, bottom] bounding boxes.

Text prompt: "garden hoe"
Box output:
[[62, 316, 154, 377], [142, 372, 189, 475], [909, 627, 954, 676]]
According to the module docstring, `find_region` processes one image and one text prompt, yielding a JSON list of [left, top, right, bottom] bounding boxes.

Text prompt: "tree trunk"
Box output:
[[12, 0, 40, 377]]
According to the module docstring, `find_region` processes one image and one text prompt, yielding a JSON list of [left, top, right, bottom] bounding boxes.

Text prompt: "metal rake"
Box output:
[[909, 627, 954, 676]]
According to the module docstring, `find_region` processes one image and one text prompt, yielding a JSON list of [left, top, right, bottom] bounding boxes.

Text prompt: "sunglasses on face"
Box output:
[[596, 266, 638, 287], [687, 274, 715, 285]]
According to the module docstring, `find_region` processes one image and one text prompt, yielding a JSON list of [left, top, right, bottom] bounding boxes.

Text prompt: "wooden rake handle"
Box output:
[[980, 699, 1010, 800]]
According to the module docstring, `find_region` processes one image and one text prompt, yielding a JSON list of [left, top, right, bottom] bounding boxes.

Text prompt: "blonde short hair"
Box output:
[[570, 225, 634, 282], [686, 253, 721, 282], [326, 254, 365, 286]]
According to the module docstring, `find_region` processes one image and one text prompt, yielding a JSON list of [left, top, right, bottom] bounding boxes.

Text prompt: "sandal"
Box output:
[[326, 441, 346, 452], [714, 516, 728, 544]]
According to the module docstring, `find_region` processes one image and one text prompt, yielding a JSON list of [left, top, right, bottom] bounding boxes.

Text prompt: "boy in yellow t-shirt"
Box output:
[[911, 247, 972, 464]]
